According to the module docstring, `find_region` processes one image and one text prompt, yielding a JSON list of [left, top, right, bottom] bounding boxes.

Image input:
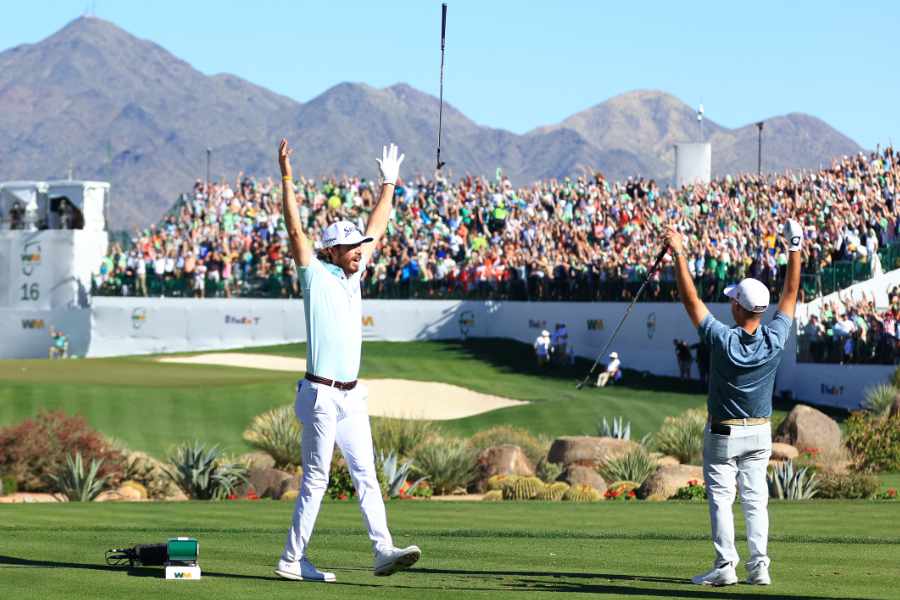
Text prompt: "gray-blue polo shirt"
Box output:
[[698, 311, 792, 421], [299, 255, 367, 383]]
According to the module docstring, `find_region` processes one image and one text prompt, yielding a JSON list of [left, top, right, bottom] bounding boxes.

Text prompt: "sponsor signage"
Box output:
[[225, 315, 260, 325], [21, 319, 45, 329], [362, 315, 375, 327], [131, 308, 147, 330], [820, 384, 844, 396], [528, 319, 547, 329], [586, 319, 605, 331]]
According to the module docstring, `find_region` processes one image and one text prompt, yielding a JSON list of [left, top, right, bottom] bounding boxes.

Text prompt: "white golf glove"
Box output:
[[784, 218, 803, 252], [376, 143, 405, 185]]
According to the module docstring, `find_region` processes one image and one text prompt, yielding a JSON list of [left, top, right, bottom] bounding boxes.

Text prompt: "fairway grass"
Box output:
[[1, 501, 896, 600], [0, 340, 721, 456]]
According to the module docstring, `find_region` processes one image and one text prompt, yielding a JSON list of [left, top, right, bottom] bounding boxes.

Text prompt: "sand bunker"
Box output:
[[158, 352, 526, 420]]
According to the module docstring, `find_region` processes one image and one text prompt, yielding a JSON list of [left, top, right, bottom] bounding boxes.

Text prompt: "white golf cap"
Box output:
[[723, 278, 770, 314], [319, 220, 373, 249], [609, 352, 618, 359], [541, 330, 550, 336]]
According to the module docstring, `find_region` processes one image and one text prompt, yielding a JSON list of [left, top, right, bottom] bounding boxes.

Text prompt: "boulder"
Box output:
[[239, 452, 277, 470], [0, 493, 67, 504], [638, 464, 704, 501], [163, 489, 189, 502], [770, 443, 799, 462], [561, 465, 607, 494], [241, 467, 294, 499], [773, 405, 842, 454], [547, 437, 639, 467], [656, 455, 680, 467], [890, 395, 900, 418], [95, 490, 124, 502], [474, 445, 535, 492], [117, 481, 149, 501]]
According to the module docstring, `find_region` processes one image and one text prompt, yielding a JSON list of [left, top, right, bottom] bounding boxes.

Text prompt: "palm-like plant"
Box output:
[[51, 452, 108, 502], [767, 460, 818, 500], [163, 442, 248, 500]]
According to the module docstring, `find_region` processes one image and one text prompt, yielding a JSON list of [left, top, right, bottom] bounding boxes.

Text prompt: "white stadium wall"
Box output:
[[0, 297, 871, 411]]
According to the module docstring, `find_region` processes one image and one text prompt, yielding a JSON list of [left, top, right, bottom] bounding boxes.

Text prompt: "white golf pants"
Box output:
[[702, 423, 772, 569], [282, 380, 392, 562]]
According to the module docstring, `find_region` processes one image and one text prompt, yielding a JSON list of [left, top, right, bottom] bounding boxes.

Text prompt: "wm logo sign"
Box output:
[[21, 319, 45, 329], [586, 319, 605, 331]]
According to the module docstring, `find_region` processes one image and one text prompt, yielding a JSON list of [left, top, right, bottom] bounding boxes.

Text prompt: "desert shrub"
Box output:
[[327, 448, 355, 500], [376, 450, 427, 499], [122, 450, 182, 499], [371, 418, 442, 459], [845, 413, 900, 472], [599, 447, 657, 486], [767, 460, 818, 500], [671, 479, 707, 501], [1, 475, 18, 496], [467, 426, 549, 466], [410, 437, 476, 495], [597, 417, 631, 440], [242, 405, 301, 469], [604, 481, 639, 501], [816, 471, 881, 499], [163, 442, 247, 500], [51, 452, 109, 502], [0, 411, 123, 492], [535, 458, 563, 484], [653, 408, 706, 465], [862, 384, 899, 417]]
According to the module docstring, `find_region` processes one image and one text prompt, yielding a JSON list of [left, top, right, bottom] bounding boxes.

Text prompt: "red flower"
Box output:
[[627, 490, 637, 498], [687, 480, 698, 486], [227, 494, 237, 501], [338, 494, 349, 501], [246, 490, 259, 501], [888, 488, 897, 498]]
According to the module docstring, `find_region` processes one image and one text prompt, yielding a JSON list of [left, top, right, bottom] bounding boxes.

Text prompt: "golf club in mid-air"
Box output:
[[576, 244, 670, 390]]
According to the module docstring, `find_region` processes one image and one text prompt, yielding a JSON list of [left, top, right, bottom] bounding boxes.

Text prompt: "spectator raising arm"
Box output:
[[278, 138, 312, 267], [665, 225, 710, 328], [363, 144, 404, 265], [778, 219, 803, 319]]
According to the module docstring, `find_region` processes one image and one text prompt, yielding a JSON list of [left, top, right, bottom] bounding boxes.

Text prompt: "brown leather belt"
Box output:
[[714, 417, 770, 426], [305, 372, 357, 391]]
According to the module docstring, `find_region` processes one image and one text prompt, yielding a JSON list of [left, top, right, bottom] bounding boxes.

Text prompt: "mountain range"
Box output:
[[0, 17, 864, 229]]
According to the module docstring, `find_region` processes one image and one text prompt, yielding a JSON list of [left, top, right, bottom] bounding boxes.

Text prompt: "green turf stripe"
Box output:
[[3, 525, 894, 545]]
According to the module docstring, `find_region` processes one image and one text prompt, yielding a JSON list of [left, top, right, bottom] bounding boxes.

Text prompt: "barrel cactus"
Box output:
[[486, 474, 519, 492], [503, 476, 544, 500], [482, 489, 503, 501], [563, 483, 602, 503], [536, 481, 569, 501]]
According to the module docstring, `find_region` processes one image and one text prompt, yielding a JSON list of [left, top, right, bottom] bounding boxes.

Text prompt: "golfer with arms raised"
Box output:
[[274, 138, 421, 582], [665, 219, 802, 587]]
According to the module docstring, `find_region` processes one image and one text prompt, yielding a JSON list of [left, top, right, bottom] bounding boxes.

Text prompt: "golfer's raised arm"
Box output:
[[665, 226, 709, 328], [363, 144, 404, 264], [278, 138, 312, 267], [777, 219, 803, 319]]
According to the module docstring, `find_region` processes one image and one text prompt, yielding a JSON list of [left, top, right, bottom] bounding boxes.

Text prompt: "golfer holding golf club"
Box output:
[[274, 138, 421, 582], [665, 219, 802, 587]]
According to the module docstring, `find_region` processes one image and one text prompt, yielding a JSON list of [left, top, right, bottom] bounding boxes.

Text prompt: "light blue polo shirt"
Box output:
[[300, 255, 367, 383], [698, 311, 792, 421]]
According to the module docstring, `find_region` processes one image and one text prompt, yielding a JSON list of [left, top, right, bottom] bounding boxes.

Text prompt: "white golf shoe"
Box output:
[[373, 545, 421, 576], [274, 557, 336, 582], [746, 561, 771, 585], [691, 562, 738, 586]]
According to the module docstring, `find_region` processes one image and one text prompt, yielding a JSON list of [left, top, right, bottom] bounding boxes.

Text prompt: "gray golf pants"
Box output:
[[282, 380, 392, 562], [702, 423, 772, 569]]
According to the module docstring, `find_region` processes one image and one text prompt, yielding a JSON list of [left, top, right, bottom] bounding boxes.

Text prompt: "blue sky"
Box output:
[[1, 0, 897, 150]]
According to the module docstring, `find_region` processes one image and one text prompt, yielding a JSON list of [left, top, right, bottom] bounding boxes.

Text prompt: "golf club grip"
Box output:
[[441, 4, 447, 41]]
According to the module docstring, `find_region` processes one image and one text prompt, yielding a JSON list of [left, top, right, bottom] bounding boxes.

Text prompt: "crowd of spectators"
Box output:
[[93, 146, 900, 304], [797, 284, 900, 365]]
